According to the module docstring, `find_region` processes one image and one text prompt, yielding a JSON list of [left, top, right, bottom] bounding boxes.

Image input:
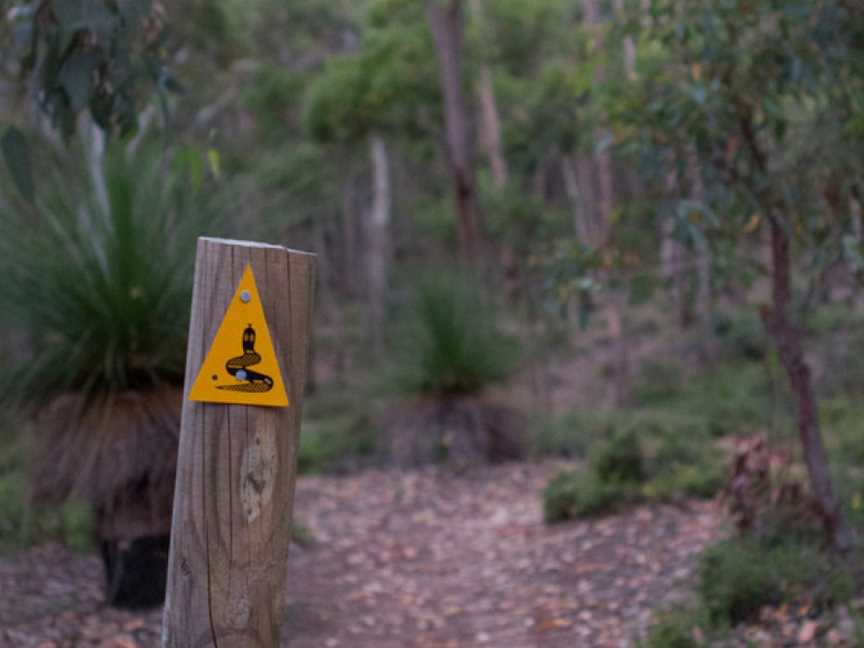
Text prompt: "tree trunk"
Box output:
[[426, 0, 484, 264], [584, 0, 630, 406], [687, 146, 715, 358], [612, 0, 636, 80], [477, 65, 507, 188], [470, 0, 507, 189], [340, 167, 357, 298], [562, 154, 591, 243], [762, 217, 854, 551], [661, 155, 689, 326], [366, 133, 391, 352]]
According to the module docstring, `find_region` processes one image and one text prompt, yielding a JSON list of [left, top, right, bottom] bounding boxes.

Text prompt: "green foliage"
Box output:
[[697, 537, 852, 627], [0, 468, 93, 553], [543, 412, 723, 522], [641, 533, 860, 642], [631, 360, 684, 405], [290, 521, 316, 547], [713, 311, 768, 362], [639, 607, 707, 648], [1, 127, 35, 201], [534, 409, 629, 459], [592, 428, 644, 484], [816, 327, 864, 397], [11, 0, 171, 139], [304, 0, 439, 143], [635, 361, 774, 437], [299, 414, 377, 474], [0, 143, 221, 408], [390, 274, 520, 396], [244, 65, 307, 136], [543, 469, 633, 522]]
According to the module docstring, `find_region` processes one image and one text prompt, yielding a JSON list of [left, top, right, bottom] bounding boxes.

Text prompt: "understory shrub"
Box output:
[[389, 272, 520, 396], [298, 413, 377, 474], [635, 361, 776, 437], [642, 534, 858, 645], [697, 537, 852, 627], [382, 272, 525, 466], [543, 414, 723, 522], [0, 469, 93, 553], [713, 309, 768, 361], [639, 607, 707, 648], [299, 387, 381, 474], [544, 470, 635, 520]]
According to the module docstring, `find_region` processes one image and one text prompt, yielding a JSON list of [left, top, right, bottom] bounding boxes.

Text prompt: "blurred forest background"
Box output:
[[0, 0, 864, 646]]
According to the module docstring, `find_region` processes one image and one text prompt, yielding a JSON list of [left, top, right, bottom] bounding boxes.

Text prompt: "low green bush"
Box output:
[[822, 396, 864, 527], [641, 534, 860, 644], [713, 309, 768, 361], [697, 537, 851, 627], [298, 413, 377, 474], [633, 360, 685, 404], [0, 469, 93, 553], [592, 428, 645, 483], [533, 409, 621, 459], [643, 462, 724, 500], [543, 470, 636, 522], [816, 329, 864, 397], [639, 607, 708, 648], [543, 414, 723, 522], [639, 362, 775, 437]]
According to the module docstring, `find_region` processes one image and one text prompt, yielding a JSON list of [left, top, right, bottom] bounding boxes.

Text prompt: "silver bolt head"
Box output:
[[240, 290, 251, 303]]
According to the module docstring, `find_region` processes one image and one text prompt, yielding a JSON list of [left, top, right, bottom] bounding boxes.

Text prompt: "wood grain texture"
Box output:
[[162, 238, 315, 647]]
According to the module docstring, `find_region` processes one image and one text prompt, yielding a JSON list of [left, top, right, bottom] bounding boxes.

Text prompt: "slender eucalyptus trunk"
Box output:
[[584, 0, 630, 406], [687, 146, 715, 357], [471, 0, 507, 189], [562, 154, 591, 243], [661, 154, 688, 326], [426, 0, 484, 264], [762, 216, 854, 551], [366, 134, 391, 352], [341, 169, 357, 297]]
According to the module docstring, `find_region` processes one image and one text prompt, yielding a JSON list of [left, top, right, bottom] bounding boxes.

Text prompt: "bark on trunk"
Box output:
[[612, 0, 636, 80], [762, 217, 854, 551], [562, 154, 591, 243], [661, 155, 689, 327], [427, 0, 484, 264], [341, 169, 357, 298], [584, 0, 629, 405], [367, 134, 391, 352], [477, 65, 507, 188], [471, 0, 507, 188], [687, 146, 715, 358]]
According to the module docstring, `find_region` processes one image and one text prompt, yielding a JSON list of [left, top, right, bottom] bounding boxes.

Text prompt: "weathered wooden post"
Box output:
[[162, 238, 315, 646]]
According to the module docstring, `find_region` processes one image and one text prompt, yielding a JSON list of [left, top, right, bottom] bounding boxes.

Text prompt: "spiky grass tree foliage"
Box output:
[[392, 274, 521, 396], [0, 142, 218, 605], [385, 273, 524, 467]]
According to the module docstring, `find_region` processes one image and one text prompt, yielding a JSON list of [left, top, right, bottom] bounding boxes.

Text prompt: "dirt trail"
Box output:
[[0, 462, 724, 647]]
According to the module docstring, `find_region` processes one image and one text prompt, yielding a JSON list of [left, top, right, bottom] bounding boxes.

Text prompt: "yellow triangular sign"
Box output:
[[189, 264, 289, 407]]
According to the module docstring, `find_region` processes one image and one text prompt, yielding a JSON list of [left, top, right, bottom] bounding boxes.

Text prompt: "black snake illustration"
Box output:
[[216, 324, 274, 393]]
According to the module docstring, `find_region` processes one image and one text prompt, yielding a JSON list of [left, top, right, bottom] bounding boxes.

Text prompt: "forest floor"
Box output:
[[0, 461, 725, 648]]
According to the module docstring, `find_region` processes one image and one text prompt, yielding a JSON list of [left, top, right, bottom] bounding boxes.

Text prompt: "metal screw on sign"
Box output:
[[240, 289, 251, 303]]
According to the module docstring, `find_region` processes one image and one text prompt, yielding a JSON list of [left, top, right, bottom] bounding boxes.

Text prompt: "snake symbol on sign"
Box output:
[[215, 324, 275, 393]]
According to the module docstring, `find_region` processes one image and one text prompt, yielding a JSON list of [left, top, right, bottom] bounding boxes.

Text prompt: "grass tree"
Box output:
[[0, 141, 219, 605], [384, 272, 523, 466]]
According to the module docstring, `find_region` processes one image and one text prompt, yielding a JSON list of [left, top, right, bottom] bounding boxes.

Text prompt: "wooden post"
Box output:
[[162, 238, 315, 646]]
